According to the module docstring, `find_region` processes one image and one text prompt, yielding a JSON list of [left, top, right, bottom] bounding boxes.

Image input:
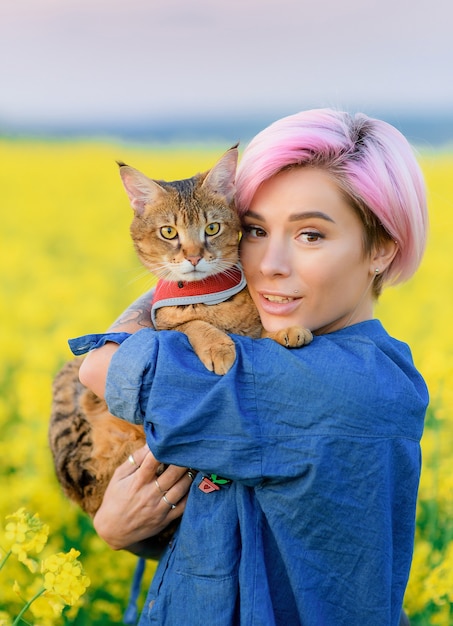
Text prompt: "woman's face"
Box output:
[[240, 167, 378, 335]]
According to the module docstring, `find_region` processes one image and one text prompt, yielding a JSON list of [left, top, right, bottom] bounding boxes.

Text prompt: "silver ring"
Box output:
[[154, 478, 167, 494], [128, 454, 137, 466], [162, 494, 177, 510], [187, 469, 196, 481]]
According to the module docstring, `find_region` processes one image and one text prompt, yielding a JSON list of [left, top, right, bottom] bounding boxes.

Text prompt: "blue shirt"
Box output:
[[102, 320, 428, 626]]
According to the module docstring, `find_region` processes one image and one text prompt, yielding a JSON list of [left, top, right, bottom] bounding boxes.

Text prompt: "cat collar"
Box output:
[[151, 264, 246, 326]]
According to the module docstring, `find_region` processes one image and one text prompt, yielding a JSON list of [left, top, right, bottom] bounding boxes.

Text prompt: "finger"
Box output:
[[138, 446, 162, 472], [133, 444, 153, 466], [155, 464, 189, 492], [115, 445, 156, 479], [159, 469, 197, 510], [161, 492, 179, 511], [159, 492, 189, 519]]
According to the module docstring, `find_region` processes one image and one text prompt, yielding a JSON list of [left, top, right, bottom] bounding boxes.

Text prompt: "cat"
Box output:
[[49, 146, 312, 554]]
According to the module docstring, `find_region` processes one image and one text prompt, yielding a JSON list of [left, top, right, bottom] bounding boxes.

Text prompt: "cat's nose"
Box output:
[[187, 255, 202, 266]]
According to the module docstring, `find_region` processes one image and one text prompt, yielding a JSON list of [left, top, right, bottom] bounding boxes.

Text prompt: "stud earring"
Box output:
[[375, 268, 380, 274]]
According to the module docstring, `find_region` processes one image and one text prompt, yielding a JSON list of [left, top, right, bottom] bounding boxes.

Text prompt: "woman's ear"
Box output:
[[370, 239, 398, 274]]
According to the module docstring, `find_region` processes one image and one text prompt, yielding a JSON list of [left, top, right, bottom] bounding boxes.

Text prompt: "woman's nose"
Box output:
[[259, 237, 291, 277]]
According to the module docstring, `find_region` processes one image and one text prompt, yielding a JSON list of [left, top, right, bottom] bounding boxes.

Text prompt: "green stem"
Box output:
[[12, 587, 45, 626], [0, 549, 12, 571]]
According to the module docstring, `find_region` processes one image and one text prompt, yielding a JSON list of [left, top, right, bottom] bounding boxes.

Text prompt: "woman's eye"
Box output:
[[205, 222, 221, 236], [300, 231, 323, 243], [160, 226, 178, 240], [243, 225, 266, 238]]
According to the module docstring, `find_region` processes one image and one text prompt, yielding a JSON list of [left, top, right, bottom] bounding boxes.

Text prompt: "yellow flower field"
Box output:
[[0, 137, 452, 624]]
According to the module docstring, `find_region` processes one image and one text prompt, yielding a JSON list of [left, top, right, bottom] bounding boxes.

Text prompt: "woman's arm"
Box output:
[[107, 288, 155, 334], [79, 288, 155, 398], [79, 288, 197, 554]]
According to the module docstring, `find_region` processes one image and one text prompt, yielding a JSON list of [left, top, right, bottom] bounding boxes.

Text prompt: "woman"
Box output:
[[78, 109, 428, 625]]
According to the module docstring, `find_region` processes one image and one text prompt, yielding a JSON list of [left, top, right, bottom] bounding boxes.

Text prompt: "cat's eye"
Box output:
[[160, 226, 178, 240], [205, 222, 221, 236]]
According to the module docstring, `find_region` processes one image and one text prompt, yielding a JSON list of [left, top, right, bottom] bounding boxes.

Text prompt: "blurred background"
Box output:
[[1, 0, 452, 146], [1, 1, 453, 624]]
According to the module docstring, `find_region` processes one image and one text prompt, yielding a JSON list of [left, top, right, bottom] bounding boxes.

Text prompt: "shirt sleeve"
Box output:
[[105, 328, 158, 425], [105, 328, 266, 481], [68, 332, 132, 355], [105, 325, 426, 484]]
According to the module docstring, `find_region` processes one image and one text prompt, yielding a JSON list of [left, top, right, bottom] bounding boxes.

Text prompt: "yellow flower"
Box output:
[[4, 508, 49, 572], [12, 580, 21, 597], [0, 612, 11, 626], [41, 548, 90, 607]]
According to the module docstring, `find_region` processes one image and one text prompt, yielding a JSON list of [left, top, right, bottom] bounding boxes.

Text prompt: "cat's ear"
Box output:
[[117, 162, 167, 215], [201, 145, 238, 205]]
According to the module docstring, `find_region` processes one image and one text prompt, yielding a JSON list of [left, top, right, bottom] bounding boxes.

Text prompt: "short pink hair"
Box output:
[[235, 109, 428, 289]]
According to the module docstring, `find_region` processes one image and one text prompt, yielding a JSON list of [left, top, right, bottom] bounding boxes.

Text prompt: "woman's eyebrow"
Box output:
[[289, 211, 335, 223], [244, 209, 335, 223], [243, 210, 264, 221]]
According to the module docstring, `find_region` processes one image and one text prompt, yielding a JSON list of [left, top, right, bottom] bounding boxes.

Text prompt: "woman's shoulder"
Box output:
[[237, 319, 410, 365], [321, 319, 424, 385], [317, 319, 414, 361], [235, 320, 428, 436]]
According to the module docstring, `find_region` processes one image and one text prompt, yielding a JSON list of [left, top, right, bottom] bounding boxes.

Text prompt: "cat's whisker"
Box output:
[[127, 267, 151, 282], [141, 262, 176, 282], [204, 259, 234, 273], [155, 267, 183, 282], [216, 263, 241, 279], [125, 265, 158, 288]]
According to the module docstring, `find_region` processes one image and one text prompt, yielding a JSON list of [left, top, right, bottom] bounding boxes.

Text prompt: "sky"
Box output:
[[0, 0, 452, 130]]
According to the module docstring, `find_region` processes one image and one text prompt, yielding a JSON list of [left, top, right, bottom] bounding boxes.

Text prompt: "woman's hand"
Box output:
[[93, 445, 194, 554]]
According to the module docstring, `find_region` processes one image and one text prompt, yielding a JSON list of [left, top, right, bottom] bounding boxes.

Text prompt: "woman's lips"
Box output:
[[258, 292, 302, 315], [263, 294, 297, 303]]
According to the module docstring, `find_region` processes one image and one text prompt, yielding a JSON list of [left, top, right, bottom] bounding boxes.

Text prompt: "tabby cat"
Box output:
[[49, 146, 312, 551]]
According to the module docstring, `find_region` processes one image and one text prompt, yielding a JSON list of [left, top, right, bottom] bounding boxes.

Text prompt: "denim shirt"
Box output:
[[92, 320, 427, 625]]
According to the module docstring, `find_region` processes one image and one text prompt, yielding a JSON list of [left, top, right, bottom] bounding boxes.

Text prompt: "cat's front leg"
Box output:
[[261, 326, 313, 348], [176, 320, 236, 375]]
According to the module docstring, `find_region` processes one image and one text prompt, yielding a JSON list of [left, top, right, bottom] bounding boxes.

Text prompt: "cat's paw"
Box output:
[[263, 326, 313, 348], [180, 322, 237, 375], [198, 338, 237, 375]]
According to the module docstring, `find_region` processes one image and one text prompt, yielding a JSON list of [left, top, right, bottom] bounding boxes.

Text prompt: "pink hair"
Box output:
[[235, 109, 428, 287]]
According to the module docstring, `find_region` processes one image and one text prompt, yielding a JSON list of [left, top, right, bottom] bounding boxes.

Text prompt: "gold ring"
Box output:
[[128, 454, 137, 466], [162, 494, 177, 510], [154, 478, 167, 494]]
